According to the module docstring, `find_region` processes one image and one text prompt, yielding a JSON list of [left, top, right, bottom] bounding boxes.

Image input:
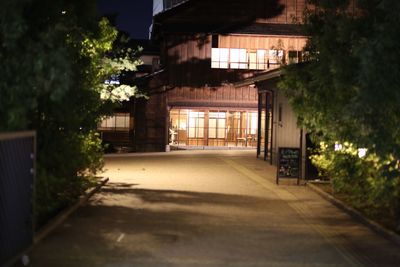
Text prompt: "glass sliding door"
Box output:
[[169, 109, 188, 146], [188, 111, 205, 146], [169, 108, 257, 148], [208, 111, 226, 146], [247, 112, 258, 147], [226, 111, 241, 147]]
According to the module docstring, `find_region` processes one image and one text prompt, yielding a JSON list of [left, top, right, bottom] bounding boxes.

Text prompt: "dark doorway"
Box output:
[[305, 133, 319, 180]]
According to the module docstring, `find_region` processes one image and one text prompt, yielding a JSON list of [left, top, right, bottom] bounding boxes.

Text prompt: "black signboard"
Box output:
[[276, 147, 300, 185]]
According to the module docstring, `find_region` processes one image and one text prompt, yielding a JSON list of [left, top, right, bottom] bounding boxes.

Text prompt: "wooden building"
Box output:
[[130, 0, 310, 152], [98, 39, 160, 152], [236, 68, 308, 179], [101, 0, 310, 170]]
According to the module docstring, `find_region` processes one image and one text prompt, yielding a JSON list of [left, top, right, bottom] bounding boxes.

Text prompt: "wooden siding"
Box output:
[[272, 89, 307, 178], [166, 34, 216, 87], [273, 88, 301, 150], [257, 78, 306, 176], [256, 0, 307, 24], [167, 85, 258, 108], [146, 0, 311, 152], [255, 0, 358, 24], [100, 131, 132, 147], [153, 0, 309, 36], [134, 93, 168, 152], [165, 34, 306, 88]]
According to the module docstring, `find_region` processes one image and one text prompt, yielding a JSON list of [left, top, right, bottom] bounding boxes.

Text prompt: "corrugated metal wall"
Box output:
[[0, 132, 35, 266]]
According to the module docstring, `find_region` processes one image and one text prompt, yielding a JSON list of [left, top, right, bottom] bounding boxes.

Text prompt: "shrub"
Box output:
[[312, 140, 400, 230]]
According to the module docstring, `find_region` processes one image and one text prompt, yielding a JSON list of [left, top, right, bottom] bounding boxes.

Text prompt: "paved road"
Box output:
[[25, 151, 400, 266]]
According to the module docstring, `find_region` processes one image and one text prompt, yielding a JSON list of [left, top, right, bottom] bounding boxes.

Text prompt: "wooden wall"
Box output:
[[254, 0, 359, 24], [167, 85, 258, 108], [273, 88, 307, 178], [256, 0, 307, 24], [166, 34, 212, 87], [166, 34, 245, 87], [258, 78, 306, 178], [165, 33, 306, 88], [141, 0, 311, 151], [134, 92, 168, 152], [273, 87, 302, 150]]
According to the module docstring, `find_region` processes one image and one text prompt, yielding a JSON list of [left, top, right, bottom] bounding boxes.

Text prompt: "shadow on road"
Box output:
[[25, 178, 395, 267]]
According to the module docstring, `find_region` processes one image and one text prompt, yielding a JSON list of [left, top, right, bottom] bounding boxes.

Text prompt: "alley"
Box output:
[[25, 151, 400, 267]]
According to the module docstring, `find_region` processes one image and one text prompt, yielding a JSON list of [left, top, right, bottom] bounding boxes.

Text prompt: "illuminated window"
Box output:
[[188, 111, 205, 138], [99, 113, 130, 131], [248, 51, 257, 69], [269, 49, 284, 65], [212, 48, 277, 70], [257, 50, 267, 69], [209, 112, 226, 139], [229, 49, 248, 69], [248, 50, 267, 70], [211, 48, 229, 69], [170, 109, 257, 148], [249, 112, 258, 134]]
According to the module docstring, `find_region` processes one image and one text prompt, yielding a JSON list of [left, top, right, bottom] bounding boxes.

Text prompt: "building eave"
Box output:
[[234, 68, 283, 88]]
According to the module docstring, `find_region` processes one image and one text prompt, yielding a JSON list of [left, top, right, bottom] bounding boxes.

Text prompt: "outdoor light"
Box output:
[[358, 148, 367, 158], [334, 143, 342, 151]]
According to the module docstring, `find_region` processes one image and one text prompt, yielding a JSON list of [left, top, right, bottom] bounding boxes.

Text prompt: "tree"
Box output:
[[0, 0, 142, 225], [279, 0, 400, 229]]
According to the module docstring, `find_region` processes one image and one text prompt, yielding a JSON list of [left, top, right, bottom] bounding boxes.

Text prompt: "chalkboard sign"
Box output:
[[276, 147, 300, 185]]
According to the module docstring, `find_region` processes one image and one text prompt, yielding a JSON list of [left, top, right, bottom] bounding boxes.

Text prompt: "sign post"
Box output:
[[276, 147, 300, 185]]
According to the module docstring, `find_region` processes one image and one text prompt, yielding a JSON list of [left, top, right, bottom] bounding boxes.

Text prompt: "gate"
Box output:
[[0, 132, 36, 266]]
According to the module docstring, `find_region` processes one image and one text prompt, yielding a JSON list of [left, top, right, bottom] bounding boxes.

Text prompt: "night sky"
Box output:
[[97, 0, 153, 40]]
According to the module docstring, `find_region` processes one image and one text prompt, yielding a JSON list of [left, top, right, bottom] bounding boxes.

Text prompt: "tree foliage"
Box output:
[[0, 0, 142, 225], [279, 0, 400, 228]]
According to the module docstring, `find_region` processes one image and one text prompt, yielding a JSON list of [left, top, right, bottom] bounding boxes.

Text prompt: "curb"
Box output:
[[306, 182, 400, 246], [2, 177, 109, 267], [34, 177, 109, 243]]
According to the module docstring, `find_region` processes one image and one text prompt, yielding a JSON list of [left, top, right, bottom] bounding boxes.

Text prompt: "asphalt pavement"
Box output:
[[21, 150, 400, 267]]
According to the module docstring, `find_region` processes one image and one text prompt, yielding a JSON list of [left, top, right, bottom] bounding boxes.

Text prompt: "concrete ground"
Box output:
[[24, 151, 400, 267]]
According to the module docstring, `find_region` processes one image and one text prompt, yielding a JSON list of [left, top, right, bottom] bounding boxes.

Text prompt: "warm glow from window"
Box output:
[[257, 50, 267, 70], [209, 112, 226, 139], [230, 49, 247, 69], [250, 112, 258, 134], [211, 48, 285, 70], [188, 111, 204, 138], [249, 51, 257, 69], [99, 113, 130, 131], [211, 48, 229, 69], [169, 109, 258, 148], [269, 49, 284, 64]]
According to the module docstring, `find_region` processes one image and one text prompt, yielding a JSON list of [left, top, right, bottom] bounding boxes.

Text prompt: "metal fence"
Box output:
[[0, 132, 36, 266]]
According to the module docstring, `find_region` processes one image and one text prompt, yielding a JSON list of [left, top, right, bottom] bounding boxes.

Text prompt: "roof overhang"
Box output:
[[234, 68, 282, 88], [151, 0, 285, 39]]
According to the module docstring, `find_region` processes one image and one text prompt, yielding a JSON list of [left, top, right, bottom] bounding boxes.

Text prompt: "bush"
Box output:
[[0, 0, 142, 228], [35, 131, 103, 228], [311, 141, 400, 230]]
